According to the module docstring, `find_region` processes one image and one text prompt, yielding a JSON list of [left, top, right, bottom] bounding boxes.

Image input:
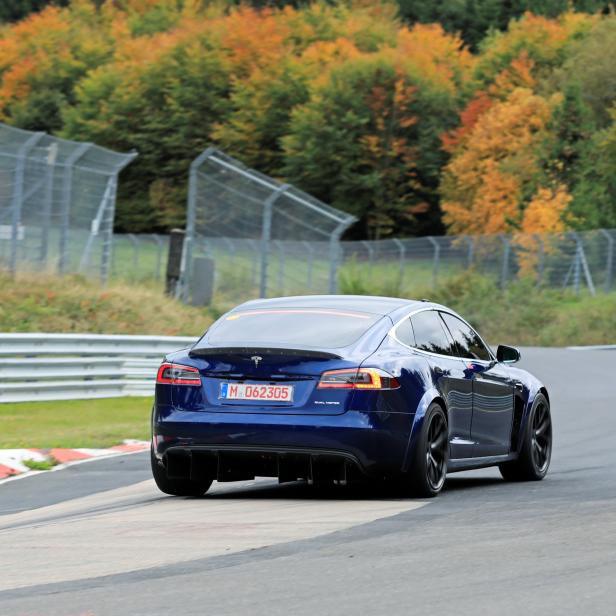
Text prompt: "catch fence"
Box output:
[[179, 229, 616, 305], [104, 229, 616, 305], [0, 122, 137, 282], [179, 148, 357, 302]]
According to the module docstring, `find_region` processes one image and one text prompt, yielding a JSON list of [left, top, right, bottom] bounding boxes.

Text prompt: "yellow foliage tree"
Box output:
[[441, 87, 557, 235], [515, 185, 572, 276]]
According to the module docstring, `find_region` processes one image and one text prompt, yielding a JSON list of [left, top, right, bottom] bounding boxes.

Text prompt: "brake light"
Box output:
[[156, 363, 201, 386], [318, 368, 400, 390]]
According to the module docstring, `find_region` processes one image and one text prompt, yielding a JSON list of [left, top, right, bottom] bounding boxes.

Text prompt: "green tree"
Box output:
[[0, 2, 115, 132], [0, 0, 68, 23], [570, 107, 616, 228], [539, 82, 595, 190], [559, 16, 616, 127], [63, 31, 232, 231], [283, 54, 459, 238], [396, 0, 612, 49]]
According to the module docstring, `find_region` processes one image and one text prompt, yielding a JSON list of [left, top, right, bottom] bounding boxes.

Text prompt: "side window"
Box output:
[[410, 310, 455, 357], [395, 318, 415, 348], [440, 313, 492, 361]]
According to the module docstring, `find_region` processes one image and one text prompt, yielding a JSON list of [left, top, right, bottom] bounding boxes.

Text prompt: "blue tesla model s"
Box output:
[[151, 295, 552, 497]]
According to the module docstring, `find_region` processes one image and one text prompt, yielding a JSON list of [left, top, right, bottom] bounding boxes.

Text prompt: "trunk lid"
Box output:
[[174, 347, 359, 415]]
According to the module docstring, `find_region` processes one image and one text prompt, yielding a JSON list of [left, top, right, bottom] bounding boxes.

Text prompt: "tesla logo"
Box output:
[[250, 355, 263, 368]]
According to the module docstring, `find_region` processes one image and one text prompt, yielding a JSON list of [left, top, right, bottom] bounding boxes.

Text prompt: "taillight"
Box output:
[[156, 363, 201, 386], [317, 368, 400, 390]]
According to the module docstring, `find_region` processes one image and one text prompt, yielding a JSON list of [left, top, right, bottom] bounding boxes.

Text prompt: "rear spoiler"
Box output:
[[188, 346, 342, 360]]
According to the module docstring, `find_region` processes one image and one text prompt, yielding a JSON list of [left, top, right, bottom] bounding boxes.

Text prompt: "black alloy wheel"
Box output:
[[426, 411, 448, 492], [404, 403, 449, 497], [500, 393, 552, 481], [531, 399, 552, 473]]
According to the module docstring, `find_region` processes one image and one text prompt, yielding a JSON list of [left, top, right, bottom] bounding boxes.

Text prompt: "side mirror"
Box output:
[[497, 345, 521, 364]]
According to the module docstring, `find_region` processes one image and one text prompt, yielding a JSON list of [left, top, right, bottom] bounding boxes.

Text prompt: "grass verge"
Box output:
[[427, 272, 616, 347], [22, 458, 59, 471], [0, 272, 214, 336], [0, 397, 152, 449]]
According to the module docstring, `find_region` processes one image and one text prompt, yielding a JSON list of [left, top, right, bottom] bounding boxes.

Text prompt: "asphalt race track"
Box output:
[[1, 347, 614, 615]]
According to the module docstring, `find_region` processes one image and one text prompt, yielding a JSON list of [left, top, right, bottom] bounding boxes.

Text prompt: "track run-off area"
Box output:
[[0, 347, 614, 615]]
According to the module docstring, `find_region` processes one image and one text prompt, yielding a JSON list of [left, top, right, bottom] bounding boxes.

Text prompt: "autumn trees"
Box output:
[[439, 11, 616, 237], [1, 1, 616, 238]]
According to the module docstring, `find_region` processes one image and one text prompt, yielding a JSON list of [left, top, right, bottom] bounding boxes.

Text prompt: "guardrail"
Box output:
[[0, 333, 197, 403]]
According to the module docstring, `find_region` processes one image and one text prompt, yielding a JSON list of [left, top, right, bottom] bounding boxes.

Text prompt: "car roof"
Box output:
[[234, 295, 425, 316]]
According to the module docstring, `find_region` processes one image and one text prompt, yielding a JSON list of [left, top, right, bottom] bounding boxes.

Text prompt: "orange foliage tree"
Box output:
[[0, 0, 115, 130], [441, 87, 558, 235]]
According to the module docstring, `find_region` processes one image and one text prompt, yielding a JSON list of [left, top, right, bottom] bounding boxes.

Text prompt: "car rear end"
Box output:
[[152, 305, 414, 485]]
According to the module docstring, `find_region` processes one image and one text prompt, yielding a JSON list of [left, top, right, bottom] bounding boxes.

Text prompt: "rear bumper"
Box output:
[[153, 405, 414, 478]]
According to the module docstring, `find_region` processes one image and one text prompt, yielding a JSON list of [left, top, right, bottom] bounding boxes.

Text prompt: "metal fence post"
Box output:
[[500, 235, 511, 289], [535, 234, 545, 286], [58, 143, 91, 275], [39, 142, 58, 267], [600, 229, 614, 292], [104, 151, 137, 283], [80, 174, 115, 277], [392, 238, 406, 288], [223, 237, 236, 267], [362, 240, 374, 280], [574, 233, 596, 296], [573, 246, 581, 295], [179, 147, 215, 301], [427, 237, 440, 290], [303, 241, 315, 290], [9, 132, 45, 275], [128, 233, 139, 277], [329, 221, 354, 294], [276, 240, 285, 295], [166, 229, 185, 296], [249, 239, 259, 286], [465, 236, 474, 268], [151, 234, 164, 280], [259, 184, 289, 298], [100, 175, 118, 285]]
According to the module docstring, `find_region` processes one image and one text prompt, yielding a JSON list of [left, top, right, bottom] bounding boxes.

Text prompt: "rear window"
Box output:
[[206, 308, 382, 349]]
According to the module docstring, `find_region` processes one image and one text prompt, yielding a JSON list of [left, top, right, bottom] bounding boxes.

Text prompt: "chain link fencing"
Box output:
[[110, 233, 169, 284], [107, 228, 616, 304], [1, 128, 613, 305], [164, 229, 614, 306], [178, 148, 357, 302], [0, 122, 137, 282], [337, 230, 616, 297]]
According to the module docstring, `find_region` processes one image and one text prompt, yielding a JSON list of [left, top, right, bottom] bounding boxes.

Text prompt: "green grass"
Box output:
[[0, 271, 214, 335], [0, 397, 152, 449], [412, 271, 616, 347], [22, 458, 59, 471]]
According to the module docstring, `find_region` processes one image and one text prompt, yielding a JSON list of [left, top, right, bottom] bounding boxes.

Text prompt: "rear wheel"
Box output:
[[151, 447, 213, 496], [499, 393, 552, 482], [402, 403, 448, 497]]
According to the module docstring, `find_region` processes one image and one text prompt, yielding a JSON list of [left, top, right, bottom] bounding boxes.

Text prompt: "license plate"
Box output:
[[219, 382, 293, 402]]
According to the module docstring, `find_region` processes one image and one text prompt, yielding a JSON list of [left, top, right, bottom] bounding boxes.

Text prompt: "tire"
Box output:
[[499, 393, 552, 482], [402, 403, 449, 498], [151, 447, 213, 497]]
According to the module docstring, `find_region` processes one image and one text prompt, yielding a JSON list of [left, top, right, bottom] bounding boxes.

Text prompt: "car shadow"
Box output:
[[201, 479, 399, 501], [193, 473, 506, 501], [442, 475, 505, 493]]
